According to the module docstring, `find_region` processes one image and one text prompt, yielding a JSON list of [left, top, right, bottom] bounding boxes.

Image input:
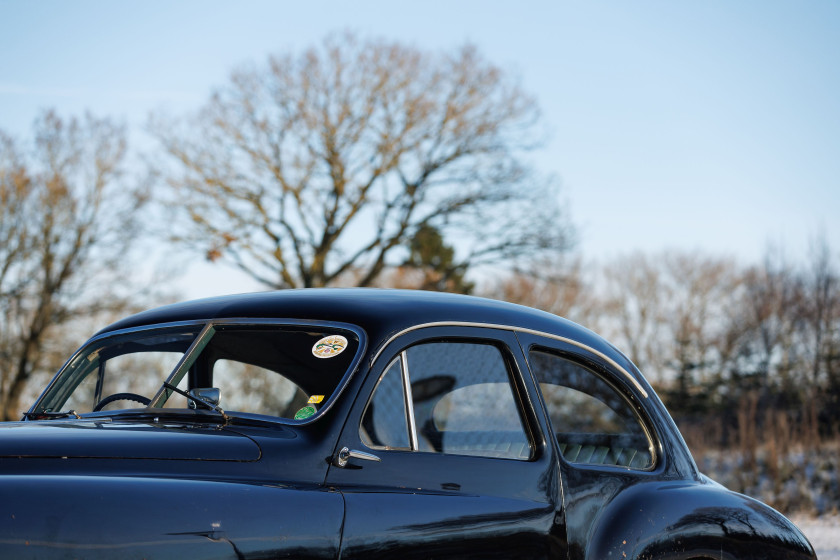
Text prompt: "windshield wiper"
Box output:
[[161, 382, 230, 424], [23, 410, 83, 420]]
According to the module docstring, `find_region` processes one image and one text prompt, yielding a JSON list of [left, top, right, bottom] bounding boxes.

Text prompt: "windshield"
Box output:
[[31, 321, 362, 422]]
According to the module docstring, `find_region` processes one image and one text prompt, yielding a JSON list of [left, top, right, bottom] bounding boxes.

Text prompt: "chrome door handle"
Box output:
[[335, 446, 381, 468]]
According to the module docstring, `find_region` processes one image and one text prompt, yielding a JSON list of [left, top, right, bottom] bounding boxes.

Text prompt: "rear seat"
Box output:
[[557, 441, 651, 468], [423, 429, 650, 466]]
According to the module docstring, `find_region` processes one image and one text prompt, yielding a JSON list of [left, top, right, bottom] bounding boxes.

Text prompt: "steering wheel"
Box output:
[[93, 392, 151, 412]]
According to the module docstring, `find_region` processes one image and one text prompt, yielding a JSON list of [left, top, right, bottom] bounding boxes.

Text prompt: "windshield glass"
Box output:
[[32, 322, 362, 421]]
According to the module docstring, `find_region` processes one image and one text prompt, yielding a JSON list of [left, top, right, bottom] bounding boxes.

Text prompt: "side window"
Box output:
[[361, 341, 532, 460], [360, 358, 411, 450], [530, 350, 654, 469]]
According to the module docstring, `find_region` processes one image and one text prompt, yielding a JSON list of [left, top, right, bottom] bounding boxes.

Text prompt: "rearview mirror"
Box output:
[[187, 387, 221, 409]]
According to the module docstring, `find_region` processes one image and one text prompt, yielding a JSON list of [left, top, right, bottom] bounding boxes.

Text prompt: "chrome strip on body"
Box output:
[[371, 321, 649, 399], [400, 350, 420, 451]]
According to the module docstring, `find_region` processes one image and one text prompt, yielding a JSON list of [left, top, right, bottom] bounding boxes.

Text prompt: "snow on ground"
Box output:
[[791, 514, 840, 559]]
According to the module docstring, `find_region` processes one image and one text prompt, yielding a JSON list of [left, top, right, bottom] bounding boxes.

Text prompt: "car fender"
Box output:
[[0, 474, 344, 559], [585, 478, 816, 560]]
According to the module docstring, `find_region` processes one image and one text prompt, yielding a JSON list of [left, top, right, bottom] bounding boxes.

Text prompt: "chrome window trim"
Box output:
[[400, 350, 420, 451], [371, 321, 648, 399], [528, 348, 659, 472], [359, 356, 413, 451]]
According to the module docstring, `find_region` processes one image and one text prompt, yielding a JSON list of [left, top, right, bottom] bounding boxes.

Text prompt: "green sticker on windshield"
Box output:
[[294, 405, 317, 420]]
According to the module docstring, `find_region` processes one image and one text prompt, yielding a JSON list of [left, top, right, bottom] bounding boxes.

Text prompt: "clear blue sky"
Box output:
[[2, 0, 838, 294]]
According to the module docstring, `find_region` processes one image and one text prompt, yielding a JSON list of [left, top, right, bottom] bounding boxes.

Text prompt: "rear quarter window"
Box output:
[[530, 349, 654, 469]]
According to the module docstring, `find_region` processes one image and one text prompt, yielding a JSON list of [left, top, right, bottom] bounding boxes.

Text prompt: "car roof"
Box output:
[[98, 288, 637, 379]]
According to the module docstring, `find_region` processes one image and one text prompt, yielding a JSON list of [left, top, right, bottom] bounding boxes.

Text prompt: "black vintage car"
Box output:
[[2, 289, 815, 559]]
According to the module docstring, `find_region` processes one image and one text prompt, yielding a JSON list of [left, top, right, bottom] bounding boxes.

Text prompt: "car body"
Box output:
[[2, 289, 815, 559]]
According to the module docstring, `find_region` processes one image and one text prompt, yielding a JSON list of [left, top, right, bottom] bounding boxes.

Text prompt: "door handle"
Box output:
[[334, 446, 381, 468]]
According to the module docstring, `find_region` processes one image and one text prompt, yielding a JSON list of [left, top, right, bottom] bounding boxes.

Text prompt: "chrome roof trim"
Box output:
[[371, 321, 649, 399]]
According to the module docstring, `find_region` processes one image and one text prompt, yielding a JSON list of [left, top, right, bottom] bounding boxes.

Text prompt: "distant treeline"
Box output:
[[486, 244, 839, 512], [488, 242, 839, 451]]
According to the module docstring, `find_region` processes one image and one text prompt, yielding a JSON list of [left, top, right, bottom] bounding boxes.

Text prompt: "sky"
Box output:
[[1, 0, 838, 297]]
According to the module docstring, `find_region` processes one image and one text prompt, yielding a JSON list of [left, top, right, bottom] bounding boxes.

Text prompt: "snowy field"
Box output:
[[792, 515, 840, 559]]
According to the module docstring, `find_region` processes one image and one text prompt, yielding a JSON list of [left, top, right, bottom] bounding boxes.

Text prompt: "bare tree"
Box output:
[[152, 33, 571, 289], [730, 247, 806, 392], [0, 111, 148, 419], [594, 251, 741, 388], [804, 234, 839, 387], [658, 252, 742, 412], [482, 256, 594, 324], [0, 133, 31, 307], [597, 252, 667, 380], [802, 234, 840, 437]]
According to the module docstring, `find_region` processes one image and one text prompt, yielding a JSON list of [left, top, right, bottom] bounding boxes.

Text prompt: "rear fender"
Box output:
[[586, 481, 815, 560]]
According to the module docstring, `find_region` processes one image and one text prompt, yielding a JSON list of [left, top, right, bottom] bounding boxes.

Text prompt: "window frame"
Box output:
[[526, 343, 660, 472], [30, 318, 367, 425], [359, 331, 539, 461], [359, 354, 413, 451]]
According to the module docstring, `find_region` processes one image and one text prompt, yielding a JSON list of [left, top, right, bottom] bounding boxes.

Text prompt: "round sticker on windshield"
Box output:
[[312, 335, 348, 359]]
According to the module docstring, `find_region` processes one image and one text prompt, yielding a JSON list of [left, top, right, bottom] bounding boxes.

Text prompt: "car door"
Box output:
[[326, 326, 567, 559], [515, 332, 661, 560]]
